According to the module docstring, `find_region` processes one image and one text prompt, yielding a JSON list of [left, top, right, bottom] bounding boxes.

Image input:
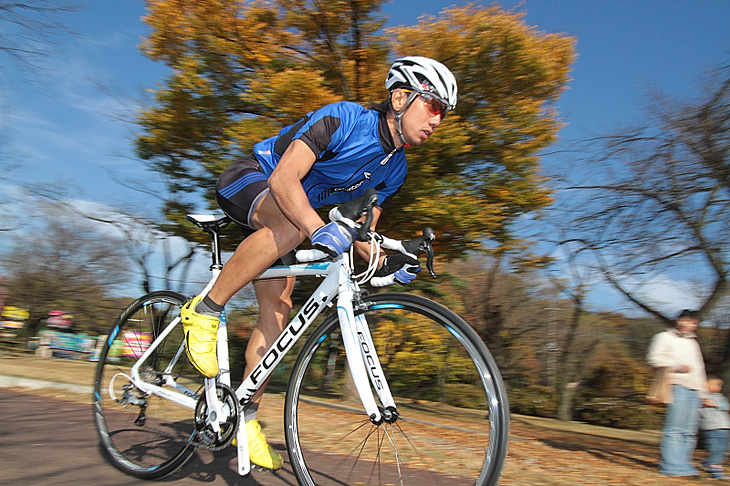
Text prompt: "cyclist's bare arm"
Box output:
[[271, 142, 388, 268], [268, 139, 325, 238]]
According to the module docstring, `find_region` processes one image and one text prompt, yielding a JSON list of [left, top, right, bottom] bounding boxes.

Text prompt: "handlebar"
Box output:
[[367, 228, 436, 287], [328, 188, 379, 242], [403, 228, 437, 278], [297, 190, 437, 287], [369, 228, 437, 277]]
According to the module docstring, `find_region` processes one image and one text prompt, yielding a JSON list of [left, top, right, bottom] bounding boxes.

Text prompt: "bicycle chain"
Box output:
[[120, 373, 239, 452]]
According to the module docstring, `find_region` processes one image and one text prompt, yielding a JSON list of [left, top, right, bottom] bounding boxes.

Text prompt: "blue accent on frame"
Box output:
[[371, 304, 404, 310]]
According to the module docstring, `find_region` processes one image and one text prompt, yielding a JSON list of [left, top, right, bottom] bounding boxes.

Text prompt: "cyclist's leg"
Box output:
[[185, 161, 304, 469], [238, 276, 296, 470], [218, 181, 302, 470], [244, 276, 296, 403], [183, 159, 303, 377], [208, 194, 304, 305]]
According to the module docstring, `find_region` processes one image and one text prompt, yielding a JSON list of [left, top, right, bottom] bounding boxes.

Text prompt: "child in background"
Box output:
[[701, 375, 730, 479]]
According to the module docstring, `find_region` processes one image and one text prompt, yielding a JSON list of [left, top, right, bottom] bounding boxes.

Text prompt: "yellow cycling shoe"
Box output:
[[245, 419, 283, 471], [181, 295, 220, 378]]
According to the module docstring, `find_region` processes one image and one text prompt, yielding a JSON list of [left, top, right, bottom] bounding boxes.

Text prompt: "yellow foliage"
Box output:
[[241, 69, 343, 125], [379, 4, 574, 253]]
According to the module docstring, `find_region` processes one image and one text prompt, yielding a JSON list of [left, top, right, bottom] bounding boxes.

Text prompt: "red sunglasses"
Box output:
[[401, 89, 451, 118], [418, 92, 450, 118]]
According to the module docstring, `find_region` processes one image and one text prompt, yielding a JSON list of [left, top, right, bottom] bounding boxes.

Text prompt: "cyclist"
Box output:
[[181, 56, 457, 470]]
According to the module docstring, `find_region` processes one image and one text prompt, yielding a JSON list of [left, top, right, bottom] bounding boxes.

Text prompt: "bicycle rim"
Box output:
[[285, 292, 509, 486], [92, 291, 201, 479]]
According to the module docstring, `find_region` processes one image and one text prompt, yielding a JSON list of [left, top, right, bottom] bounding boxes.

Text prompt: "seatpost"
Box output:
[[206, 227, 224, 271]]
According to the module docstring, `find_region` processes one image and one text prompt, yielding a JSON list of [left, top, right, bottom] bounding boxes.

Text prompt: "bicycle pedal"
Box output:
[[251, 464, 280, 473]]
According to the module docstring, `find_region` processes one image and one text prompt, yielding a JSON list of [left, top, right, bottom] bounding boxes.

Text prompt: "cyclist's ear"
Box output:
[[390, 89, 409, 111]]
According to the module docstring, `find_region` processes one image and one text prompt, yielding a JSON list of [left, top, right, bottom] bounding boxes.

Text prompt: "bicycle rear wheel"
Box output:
[[285, 292, 509, 486], [92, 291, 201, 479]]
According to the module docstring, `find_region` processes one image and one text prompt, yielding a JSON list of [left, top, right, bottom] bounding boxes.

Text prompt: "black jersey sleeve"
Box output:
[[298, 115, 342, 158]]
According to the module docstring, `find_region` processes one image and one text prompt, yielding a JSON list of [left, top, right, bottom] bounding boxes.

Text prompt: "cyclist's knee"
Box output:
[[252, 195, 307, 244], [253, 223, 305, 257]]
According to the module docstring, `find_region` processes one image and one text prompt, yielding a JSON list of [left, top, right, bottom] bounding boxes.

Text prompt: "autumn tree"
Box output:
[[556, 63, 730, 367], [136, 0, 385, 235], [446, 254, 600, 420], [135, 1, 574, 258], [538, 238, 602, 421], [0, 201, 132, 334], [384, 6, 573, 255]]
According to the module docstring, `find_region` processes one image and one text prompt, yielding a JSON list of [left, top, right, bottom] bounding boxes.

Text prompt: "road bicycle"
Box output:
[[92, 189, 509, 486]]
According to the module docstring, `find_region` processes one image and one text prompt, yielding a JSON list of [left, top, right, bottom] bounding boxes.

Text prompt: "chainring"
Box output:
[[194, 383, 241, 451]]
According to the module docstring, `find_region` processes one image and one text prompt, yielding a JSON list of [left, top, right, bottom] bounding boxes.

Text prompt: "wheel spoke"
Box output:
[[93, 292, 201, 479]]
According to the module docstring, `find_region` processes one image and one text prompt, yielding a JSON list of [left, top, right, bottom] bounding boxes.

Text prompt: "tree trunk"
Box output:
[[557, 382, 579, 421]]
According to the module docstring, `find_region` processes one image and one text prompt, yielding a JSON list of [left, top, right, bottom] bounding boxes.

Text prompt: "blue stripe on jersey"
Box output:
[[219, 171, 268, 199]]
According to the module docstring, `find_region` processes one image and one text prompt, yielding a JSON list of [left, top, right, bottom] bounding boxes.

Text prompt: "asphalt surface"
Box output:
[[0, 363, 469, 486], [0, 388, 300, 486]]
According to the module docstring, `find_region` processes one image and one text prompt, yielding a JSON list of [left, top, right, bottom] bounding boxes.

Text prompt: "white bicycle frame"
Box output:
[[120, 247, 396, 476]]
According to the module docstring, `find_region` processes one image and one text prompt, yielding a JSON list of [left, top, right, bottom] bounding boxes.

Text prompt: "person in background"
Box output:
[[701, 375, 729, 479], [647, 309, 710, 477]]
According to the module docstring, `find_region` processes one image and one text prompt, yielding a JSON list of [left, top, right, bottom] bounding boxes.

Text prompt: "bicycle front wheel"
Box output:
[[92, 291, 201, 479], [285, 292, 509, 486]]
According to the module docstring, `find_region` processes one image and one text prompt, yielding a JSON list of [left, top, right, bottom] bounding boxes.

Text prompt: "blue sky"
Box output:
[[2, 0, 730, 312]]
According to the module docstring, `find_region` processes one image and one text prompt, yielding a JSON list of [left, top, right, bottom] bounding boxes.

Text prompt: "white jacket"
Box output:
[[647, 328, 709, 398]]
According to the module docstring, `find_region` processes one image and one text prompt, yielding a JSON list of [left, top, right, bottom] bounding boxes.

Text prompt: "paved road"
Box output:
[[0, 388, 299, 486]]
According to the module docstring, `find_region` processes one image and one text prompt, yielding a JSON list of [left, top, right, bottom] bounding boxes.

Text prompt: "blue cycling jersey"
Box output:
[[253, 101, 407, 209]]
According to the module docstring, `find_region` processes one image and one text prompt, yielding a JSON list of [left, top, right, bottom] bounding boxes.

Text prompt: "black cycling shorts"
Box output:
[[216, 155, 269, 237], [216, 155, 295, 266]]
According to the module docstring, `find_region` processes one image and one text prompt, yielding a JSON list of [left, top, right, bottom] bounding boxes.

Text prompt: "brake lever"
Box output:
[[402, 228, 437, 278], [329, 188, 378, 242], [358, 192, 378, 242], [425, 237, 437, 278]]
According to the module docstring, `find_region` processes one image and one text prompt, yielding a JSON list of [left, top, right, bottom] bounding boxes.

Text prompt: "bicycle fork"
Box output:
[[337, 286, 397, 425]]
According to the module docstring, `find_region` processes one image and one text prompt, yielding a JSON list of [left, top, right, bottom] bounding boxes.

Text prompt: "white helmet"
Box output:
[[385, 56, 457, 144], [386, 56, 458, 112]]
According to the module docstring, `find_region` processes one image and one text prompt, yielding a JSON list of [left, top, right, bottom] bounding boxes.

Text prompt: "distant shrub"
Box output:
[[508, 385, 558, 418], [443, 383, 491, 408], [575, 397, 664, 430]]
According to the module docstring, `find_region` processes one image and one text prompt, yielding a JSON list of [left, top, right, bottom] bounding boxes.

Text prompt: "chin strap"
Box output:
[[391, 90, 420, 146]]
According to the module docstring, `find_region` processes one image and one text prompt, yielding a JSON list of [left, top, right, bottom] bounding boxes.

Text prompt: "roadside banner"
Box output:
[[39, 330, 97, 356], [121, 331, 152, 358], [46, 310, 73, 330], [1, 306, 29, 330]]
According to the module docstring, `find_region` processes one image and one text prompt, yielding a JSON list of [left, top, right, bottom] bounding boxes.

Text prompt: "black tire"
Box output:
[[92, 291, 201, 479], [284, 292, 509, 486]]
